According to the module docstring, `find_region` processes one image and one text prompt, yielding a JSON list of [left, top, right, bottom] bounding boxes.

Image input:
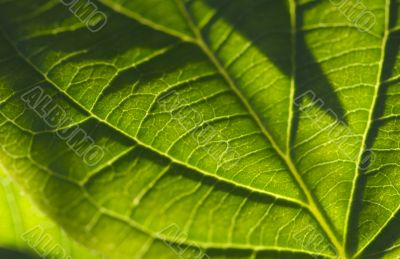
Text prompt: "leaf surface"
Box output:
[[0, 168, 101, 259], [0, 0, 399, 258]]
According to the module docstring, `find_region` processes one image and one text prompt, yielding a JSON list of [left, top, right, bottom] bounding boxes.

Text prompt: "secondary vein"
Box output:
[[0, 25, 308, 209], [350, 0, 393, 256], [287, 0, 297, 155]]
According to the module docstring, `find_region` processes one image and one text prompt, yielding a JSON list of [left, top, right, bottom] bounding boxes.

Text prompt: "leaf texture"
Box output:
[[0, 168, 101, 259], [0, 0, 399, 258]]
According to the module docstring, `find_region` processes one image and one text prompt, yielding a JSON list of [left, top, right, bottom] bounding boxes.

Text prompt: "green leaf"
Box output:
[[0, 0, 399, 258], [0, 168, 102, 259]]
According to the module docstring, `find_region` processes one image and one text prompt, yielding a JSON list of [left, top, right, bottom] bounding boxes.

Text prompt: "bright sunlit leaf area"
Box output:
[[0, 0, 400, 258]]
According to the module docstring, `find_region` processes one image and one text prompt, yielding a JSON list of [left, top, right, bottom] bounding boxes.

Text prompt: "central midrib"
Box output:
[[174, 0, 346, 257]]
